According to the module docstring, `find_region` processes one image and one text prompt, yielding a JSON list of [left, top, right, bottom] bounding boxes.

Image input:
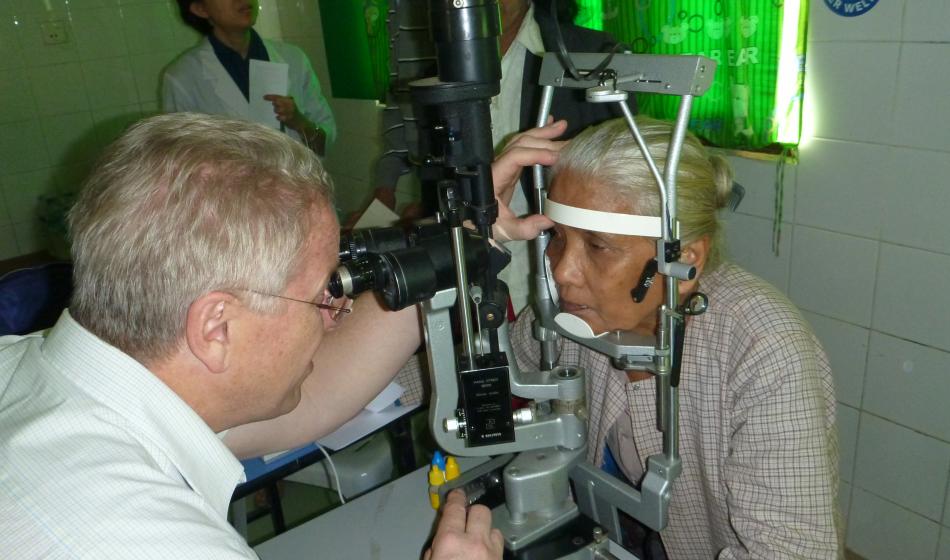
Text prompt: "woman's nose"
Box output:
[[548, 243, 581, 288]]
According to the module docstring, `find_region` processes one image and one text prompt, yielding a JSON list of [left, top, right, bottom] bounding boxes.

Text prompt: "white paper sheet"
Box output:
[[353, 198, 401, 229], [249, 59, 289, 130], [364, 381, 405, 413], [316, 402, 419, 451]]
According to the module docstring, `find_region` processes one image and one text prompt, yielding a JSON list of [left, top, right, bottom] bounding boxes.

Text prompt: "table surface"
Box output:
[[254, 456, 485, 560], [254, 455, 641, 560]]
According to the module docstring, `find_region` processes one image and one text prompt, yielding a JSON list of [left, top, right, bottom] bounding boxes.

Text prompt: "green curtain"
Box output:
[[586, 0, 807, 149], [319, 0, 389, 101]]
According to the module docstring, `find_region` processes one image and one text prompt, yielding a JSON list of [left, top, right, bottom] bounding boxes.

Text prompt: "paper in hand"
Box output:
[[249, 59, 289, 129]]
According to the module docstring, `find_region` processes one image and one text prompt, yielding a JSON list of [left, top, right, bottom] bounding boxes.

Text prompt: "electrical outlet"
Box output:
[[41, 21, 68, 45]]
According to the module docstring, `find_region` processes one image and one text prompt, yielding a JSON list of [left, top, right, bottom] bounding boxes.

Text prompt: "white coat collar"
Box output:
[[193, 36, 286, 122]]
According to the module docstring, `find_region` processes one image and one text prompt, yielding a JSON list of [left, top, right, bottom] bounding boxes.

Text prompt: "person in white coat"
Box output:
[[164, 0, 335, 156]]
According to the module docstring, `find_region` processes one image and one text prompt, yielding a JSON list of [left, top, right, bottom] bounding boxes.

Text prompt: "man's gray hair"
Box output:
[[553, 116, 734, 270], [68, 113, 334, 362]]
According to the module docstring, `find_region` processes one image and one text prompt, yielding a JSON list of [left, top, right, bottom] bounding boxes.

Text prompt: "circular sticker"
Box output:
[[823, 0, 879, 17]]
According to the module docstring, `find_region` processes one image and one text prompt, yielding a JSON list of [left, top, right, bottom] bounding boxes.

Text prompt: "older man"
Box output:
[[0, 113, 506, 559]]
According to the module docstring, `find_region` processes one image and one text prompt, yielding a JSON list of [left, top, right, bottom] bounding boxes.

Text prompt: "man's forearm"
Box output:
[[224, 292, 420, 459]]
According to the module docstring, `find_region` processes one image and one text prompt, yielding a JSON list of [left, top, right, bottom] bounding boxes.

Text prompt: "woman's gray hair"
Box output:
[[553, 116, 734, 270], [68, 113, 335, 362]]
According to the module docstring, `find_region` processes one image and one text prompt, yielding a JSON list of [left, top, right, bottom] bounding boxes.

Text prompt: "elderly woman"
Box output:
[[495, 116, 841, 559]]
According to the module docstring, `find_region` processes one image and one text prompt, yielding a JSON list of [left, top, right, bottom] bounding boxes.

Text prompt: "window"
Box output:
[[576, 0, 808, 151]]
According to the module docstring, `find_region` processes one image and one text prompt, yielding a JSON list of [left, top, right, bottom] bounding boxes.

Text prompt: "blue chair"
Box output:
[[0, 262, 73, 335]]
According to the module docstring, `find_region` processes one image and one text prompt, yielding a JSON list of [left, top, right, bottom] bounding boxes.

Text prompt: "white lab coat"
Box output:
[[162, 37, 337, 147]]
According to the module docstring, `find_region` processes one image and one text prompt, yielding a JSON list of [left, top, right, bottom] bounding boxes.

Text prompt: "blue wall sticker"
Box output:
[[824, 0, 879, 17]]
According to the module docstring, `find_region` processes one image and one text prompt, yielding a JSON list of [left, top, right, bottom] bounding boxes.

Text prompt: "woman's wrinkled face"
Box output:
[[546, 170, 663, 336]]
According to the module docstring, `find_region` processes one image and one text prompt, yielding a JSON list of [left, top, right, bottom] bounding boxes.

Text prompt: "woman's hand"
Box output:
[[490, 120, 567, 242]]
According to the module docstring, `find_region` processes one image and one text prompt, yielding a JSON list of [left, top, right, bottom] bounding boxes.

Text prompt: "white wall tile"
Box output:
[[721, 213, 792, 293], [81, 56, 138, 110], [169, 16, 202, 54], [837, 404, 859, 483], [853, 413, 950, 520], [275, 0, 322, 44], [0, 177, 10, 227], [91, 104, 147, 147], [0, 68, 37, 124], [328, 98, 382, 139], [70, 6, 127, 61], [864, 332, 950, 442], [788, 227, 878, 326], [129, 51, 176, 103], [40, 111, 97, 168], [939, 530, 950, 560], [874, 244, 950, 352], [28, 62, 89, 117], [796, 138, 887, 239], [0, 17, 25, 71], [902, 1, 950, 43], [255, 0, 283, 41], [803, 312, 867, 408], [13, 220, 45, 255], [724, 154, 795, 222], [62, 0, 123, 9], [847, 488, 940, 560], [10, 0, 72, 18], [15, 13, 79, 67], [121, 2, 179, 55], [945, 479, 950, 527], [839, 480, 851, 530], [0, 119, 50, 174], [802, 42, 899, 144], [879, 146, 950, 256], [282, 30, 332, 103], [1, 170, 49, 223], [0, 225, 20, 260], [893, 43, 950, 153], [808, 0, 904, 42]]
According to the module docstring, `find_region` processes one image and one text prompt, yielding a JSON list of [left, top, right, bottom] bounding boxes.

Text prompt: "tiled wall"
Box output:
[[0, 0, 201, 259], [722, 3, 950, 559], [0, 0, 376, 262]]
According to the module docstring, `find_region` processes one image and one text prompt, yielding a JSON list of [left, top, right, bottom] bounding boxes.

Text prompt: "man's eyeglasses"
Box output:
[[245, 290, 352, 321]]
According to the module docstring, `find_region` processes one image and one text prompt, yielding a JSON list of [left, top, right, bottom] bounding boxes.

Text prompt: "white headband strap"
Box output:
[[543, 197, 662, 238]]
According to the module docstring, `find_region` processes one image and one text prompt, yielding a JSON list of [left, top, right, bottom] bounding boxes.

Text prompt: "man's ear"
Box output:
[[185, 292, 236, 374], [678, 236, 710, 298]]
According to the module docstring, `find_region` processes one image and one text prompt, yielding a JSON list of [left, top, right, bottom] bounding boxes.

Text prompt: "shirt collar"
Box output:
[[515, 4, 545, 56], [41, 311, 245, 518], [207, 28, 267, 60]]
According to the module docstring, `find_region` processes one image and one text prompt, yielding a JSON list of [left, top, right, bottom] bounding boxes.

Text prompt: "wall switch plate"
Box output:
[[41, 21, 68, 45]]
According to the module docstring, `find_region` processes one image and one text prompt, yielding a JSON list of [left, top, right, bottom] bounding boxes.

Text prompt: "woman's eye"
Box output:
[[587, 240, 608, 252]]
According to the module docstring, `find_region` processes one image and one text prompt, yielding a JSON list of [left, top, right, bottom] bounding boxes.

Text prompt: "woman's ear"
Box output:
[[189, 1, 209, 20], [677, 236, 710, 297]]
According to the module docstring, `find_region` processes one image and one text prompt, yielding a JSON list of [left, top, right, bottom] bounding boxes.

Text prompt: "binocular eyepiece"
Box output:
[[329, 223, 509, 312]]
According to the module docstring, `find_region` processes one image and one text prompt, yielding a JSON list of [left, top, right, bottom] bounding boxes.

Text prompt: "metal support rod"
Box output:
[[532, 85, 555, 214], [617, 101, 671, 236], [657, 95, 692, 463], [664, 94, 693, 240], [451, 225, 476, 359]]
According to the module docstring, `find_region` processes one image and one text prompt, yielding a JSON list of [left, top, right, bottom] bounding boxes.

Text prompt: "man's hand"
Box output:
[[490, 119, 567, 242], [263, 94, 304, 129], [264, 94, 326, 155], [425, 490, 504, 560]]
